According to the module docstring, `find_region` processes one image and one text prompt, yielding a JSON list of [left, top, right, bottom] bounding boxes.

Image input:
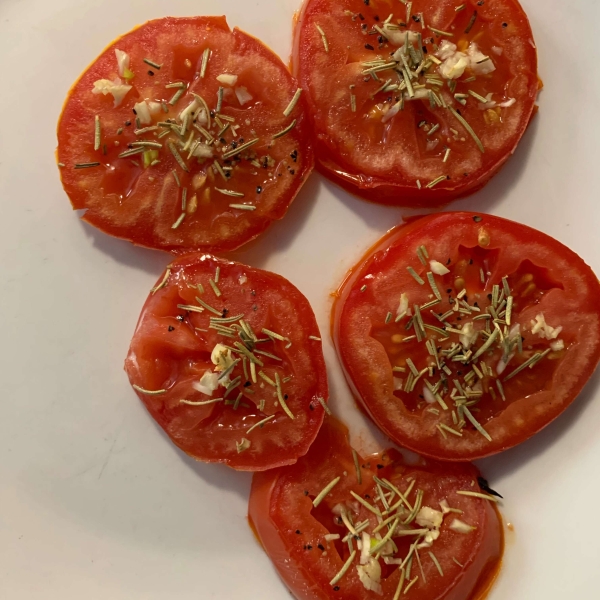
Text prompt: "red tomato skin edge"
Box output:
[[57, 16, 315, 255], [290, 3, 538, 208], [331, 212, 600, 461], [248, 417, 504, 600], [125, 253, 328, 471]]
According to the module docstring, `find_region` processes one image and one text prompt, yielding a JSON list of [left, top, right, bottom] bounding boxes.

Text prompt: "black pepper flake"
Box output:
[[309, 403, 315, 411], [363, 0, 369, 4], [478, 0, 484, 4], [378, 35, 384, 43], [447, 258, 452, 265], [422, 46, 428, 54], [473, 215, 483, 222], [125, 120, 131, 126], [333, 587, 340, 592], [290, 150, 298, 162], [222, 309, 229, 317], [318, 544, 325, 551], [244, 381, 251, 388], [296, 530, 301, 534], [307, 545, 313, 550], [304, 490, 309, 496], [132, 109, 137, 115], [376, 464, 384, 470], [220, 138, 227, 144], [469, 259, 474, 265], [210, 110, 216, 117], [487, 293, 493, 300], [412, 14, 421, 22], [289, 169, 295, 175], [168, 326, 175, 332], [256, 186, 263, 194], [176, 315, 184, 322], [374, 15, 380, 21], [502, 22, 508, 27], [148, 70, 154, 76], [478, 477, 504, 498], [365, 43, 375, 50], [284, 394, 289, 400], [358, 13, 365, 20], [361, 23, 368, 30]]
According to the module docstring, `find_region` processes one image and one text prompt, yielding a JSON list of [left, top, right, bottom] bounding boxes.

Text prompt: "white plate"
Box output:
[[1, 0, 598, 597]]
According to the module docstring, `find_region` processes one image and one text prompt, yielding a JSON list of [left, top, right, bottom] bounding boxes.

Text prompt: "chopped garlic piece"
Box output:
[[211, 344, 235, 379], [239, 275, 248, 285], [192, 370, 219, 396], [551, 339, 565, 352], [148, 101, 162, 115], [531, 313, 563, 340], [397, 293, 409, 317], [360, 531, 371, 565], [394, 377, 404, 392], [192, 144, 214, 159], [450, 519, 476, 534], [92, 78, 132, 107], [382, 101, 402, 124], [440, 499, 451, 514], [179, 98, 200, 123], [235, 86, 253, 105], [437, 40, 496, 80], [459, 322, 479, 350], [430, 260, 450, 276], [423, 386, 436, 404], [386, 26, 419, 48], [115, 49, 130, 77], [416, 506, 444, 529], [236, 438, 251, 453], [134, 100, 152, 125], [356, 558, 383, 595], [496, 352, 514, 375], [217, 73, 238, 86], [468, 43, 496, 75]]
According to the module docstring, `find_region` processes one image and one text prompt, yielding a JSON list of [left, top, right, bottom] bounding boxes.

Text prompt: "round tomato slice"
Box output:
[[57, 16, 313, 253], [124, 253, 328, 471], [333, 212, 600, 461], [249, 416, 503, 600], [293, 0, 538, 207]]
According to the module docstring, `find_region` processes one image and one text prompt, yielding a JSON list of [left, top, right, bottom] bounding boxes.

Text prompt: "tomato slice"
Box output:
[[249, 416, 503, 599], [333, 212, 600, 461], [124, 253, 328, 470], [57, 17, 313, 252], [293, 0, 538, 207]]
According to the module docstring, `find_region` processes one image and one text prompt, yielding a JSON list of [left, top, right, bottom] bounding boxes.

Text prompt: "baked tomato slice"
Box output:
[[333, 212, 600, 461], [249, 416, 503, 599], [124, 253, 328, 470], [293, 0, 538, 207], [57, 16, 313, 253]]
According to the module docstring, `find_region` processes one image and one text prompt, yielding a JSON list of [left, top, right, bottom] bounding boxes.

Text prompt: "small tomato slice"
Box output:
[[293, 0, 538, 206], [57, 16, 313, 252], [125, 253, 328, 470], [333, 212, 600, 461], [249, 417, 503, 599]]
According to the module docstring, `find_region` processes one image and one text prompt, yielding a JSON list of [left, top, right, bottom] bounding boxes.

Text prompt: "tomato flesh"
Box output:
[[125, 253, 328, 471], [57, 17, 313, 252], [293, 0, 538, 206], [249, 417, 503, 599], [333, 212, 600, 460]]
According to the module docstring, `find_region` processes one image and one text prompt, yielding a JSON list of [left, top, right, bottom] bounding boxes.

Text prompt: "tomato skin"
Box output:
[[292, 0, 538, 207], [125, 253, 328, 471], [57, 17, 314, 253], [249, 417, 503, 600], [333, 212, 600, 461]]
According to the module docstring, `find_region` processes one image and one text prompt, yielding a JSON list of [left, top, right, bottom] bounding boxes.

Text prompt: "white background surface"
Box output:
[[1, 0, 599, 597]]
